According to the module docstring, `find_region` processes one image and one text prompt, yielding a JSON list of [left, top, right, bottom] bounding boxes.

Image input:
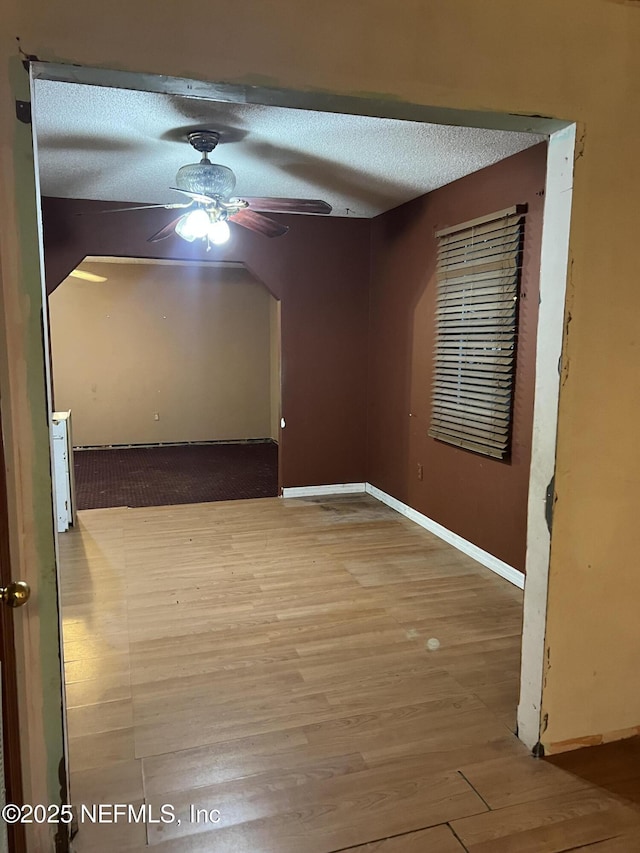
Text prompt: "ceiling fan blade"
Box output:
[[147, 214, 185, 243], [77, 202, 190, 216], [169, 187, 216, 205], [241, 197, 332, 215], [229, 209, 289, 238]]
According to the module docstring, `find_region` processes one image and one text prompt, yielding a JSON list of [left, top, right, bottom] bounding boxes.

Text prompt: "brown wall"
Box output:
[[49, 262, 277, 446], [42, 199, 370, 488], [367, 144, 547, 571], [269, 298, 282, 442]]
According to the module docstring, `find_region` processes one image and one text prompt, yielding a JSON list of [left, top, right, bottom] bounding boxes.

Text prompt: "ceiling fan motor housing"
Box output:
[[187, 130, 220, 153]]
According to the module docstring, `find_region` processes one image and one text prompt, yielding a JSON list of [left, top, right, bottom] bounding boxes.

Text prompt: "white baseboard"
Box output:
[[365, 483, 525, 589], [281, 483, 366, 498], [280, 481, 524, 588]]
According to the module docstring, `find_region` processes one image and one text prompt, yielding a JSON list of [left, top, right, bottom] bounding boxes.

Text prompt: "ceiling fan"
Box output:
[[91, 130, 332, 247]]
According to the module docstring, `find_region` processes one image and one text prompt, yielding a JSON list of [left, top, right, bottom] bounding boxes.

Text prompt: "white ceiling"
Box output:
[[34, 80, 545, 218]]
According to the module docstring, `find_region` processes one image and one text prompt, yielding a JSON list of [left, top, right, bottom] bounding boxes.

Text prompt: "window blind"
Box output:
[[428, 204, 527, 459]]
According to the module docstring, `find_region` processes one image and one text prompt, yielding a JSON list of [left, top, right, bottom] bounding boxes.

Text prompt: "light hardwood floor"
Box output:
[[59, 495, 640, 852]]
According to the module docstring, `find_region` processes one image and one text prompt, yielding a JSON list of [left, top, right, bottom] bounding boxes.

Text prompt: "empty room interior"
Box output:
[[25, 73, 640, 852], [49, 258, 281, 510]]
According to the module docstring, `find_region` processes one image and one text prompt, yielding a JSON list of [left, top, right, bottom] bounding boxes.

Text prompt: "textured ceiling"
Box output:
[[34, 80, 545, 218]]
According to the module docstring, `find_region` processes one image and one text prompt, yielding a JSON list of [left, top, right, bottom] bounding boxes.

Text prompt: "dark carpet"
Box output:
[[73, 442, 279, 510]]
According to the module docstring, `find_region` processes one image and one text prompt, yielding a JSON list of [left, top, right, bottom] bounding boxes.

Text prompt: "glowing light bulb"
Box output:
[[175, 209, 211, 242], [208, 219, 231, 245]]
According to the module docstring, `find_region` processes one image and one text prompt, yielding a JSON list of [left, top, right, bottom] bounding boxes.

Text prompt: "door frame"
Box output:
[[0, 57, 68, 853], [0, 414, 26, 853], [32, 60, 576, 752], [3, 60, 575, 833]]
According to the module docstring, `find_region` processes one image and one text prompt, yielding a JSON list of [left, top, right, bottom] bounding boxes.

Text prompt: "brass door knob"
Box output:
[[1, 581, 31, 608]]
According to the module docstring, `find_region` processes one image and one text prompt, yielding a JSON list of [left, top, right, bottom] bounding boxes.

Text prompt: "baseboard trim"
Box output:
[[365, 483, 525, 589], [280, 481, 524, 589], [74, 438, 276, 451], [543, 722, 640, 756], [281, 483, 366, 498]]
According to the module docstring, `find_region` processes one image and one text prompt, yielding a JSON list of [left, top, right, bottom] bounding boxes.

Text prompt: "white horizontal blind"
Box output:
[[429, 205, 527, 459]]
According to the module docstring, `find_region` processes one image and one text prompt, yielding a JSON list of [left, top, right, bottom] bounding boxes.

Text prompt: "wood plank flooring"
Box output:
[[59, 495, 640, 852]]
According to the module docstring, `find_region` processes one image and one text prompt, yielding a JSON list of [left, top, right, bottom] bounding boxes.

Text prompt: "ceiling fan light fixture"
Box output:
[[126, 128, 331, 244], [175, 209, 210, 242], [208, 219, 231, 245]]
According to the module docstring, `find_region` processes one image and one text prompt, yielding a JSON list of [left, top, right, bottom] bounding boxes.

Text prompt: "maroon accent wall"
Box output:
[[367, 144, 548, 572], [41, 198, 370, 489]]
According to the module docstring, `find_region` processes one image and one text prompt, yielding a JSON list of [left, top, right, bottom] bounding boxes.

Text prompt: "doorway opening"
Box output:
[[48, 256, 281, 513], [20, 61, 575, 849]]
